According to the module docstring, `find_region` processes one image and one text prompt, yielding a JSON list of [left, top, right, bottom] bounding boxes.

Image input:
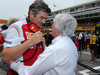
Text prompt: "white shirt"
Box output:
[[0, 28, 2, 32], [87, 34, 91, 39], [10, 35, 78, 75], [4, 20, 26, 48], [78, 33, 83, 40]]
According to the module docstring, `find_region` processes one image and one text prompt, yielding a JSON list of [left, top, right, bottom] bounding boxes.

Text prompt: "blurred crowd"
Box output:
[[0, 18, 19, 72], [73, 3, 100, 12], [71, 31, 100, 61]]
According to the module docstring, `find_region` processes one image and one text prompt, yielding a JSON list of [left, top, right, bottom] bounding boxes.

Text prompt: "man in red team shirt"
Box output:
[[1, 1, 51, 75]]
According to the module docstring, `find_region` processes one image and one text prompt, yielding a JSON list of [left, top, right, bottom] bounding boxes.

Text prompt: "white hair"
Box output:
[[53, 13, 77, 37]]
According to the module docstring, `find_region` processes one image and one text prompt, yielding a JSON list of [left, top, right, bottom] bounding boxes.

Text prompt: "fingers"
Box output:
[[35, 31, 43, 41], [29, 31, 43, 46], [9, 60, 14, 65], [42, 38, 45, 43], [42, 37, 46, 48], [5, 60, 14, 66]]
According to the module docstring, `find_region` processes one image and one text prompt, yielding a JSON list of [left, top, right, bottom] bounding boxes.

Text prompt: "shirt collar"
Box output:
[[52, 35, 70, 44], [52, 35, 62, 44]]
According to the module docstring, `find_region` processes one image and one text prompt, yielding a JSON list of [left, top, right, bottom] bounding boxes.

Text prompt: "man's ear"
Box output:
[[29, 11, 34, 17]]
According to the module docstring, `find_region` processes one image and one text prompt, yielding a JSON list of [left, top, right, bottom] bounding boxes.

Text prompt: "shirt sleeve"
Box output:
[[4, 26, 23, 48], [10, 47, 56, 75]]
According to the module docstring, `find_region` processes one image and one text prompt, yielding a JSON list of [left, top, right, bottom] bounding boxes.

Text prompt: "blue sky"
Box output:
[[0, 0, 95, 20]]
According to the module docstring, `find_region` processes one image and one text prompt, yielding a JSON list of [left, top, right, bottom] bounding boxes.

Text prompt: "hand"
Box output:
[[4, 60, 14, 66], [28, 31, 43, 46], [42, 37, 46, 48], [9, 60, 14, 66]]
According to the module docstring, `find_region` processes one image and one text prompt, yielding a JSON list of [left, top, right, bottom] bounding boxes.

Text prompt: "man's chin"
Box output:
[[37, 24, 42, 27]]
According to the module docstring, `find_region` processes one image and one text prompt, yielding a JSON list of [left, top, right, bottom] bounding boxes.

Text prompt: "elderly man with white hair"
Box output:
[[9, 13, 78, 75]]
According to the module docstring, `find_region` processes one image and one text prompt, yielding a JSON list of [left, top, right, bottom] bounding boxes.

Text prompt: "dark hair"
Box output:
[[1, 25, 8, 30], [28, 1, 51, 17]]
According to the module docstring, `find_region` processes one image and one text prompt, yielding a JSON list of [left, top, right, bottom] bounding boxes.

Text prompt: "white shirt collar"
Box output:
[[52, 35, 71, 44], [52, 36, 61, 44]]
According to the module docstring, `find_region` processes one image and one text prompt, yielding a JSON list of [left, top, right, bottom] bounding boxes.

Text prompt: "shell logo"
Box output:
[[27, 33, 31, 38], [0, 19, 7, 24]]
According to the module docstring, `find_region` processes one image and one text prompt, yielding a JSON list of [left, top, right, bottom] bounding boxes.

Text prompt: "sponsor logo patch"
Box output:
[[25, 32, 33, 39]]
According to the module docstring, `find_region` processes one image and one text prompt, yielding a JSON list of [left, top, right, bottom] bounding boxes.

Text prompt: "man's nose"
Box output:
[[42, 19, 46, 24]]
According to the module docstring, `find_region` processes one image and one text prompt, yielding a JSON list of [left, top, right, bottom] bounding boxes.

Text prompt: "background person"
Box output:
[[1, 1, 51, 75], [0, 25, 8, 72], [43, 30, 53, 46], [89, 31, 96, 61], [78, 32, 83, 51], [95, 36, 100, 58], [83, 32, 87, 50], [9, 13, 78, 75], [0, 18, 19, 72], [8, 18, 19, 26]]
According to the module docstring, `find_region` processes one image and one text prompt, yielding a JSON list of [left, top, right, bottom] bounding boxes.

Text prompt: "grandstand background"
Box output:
[[42, 0, 100, 35]]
